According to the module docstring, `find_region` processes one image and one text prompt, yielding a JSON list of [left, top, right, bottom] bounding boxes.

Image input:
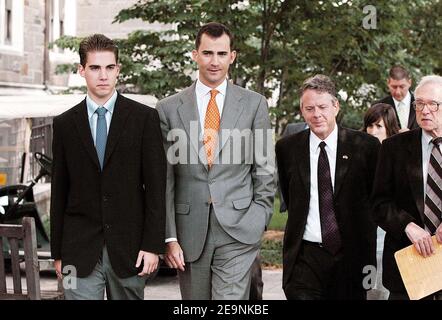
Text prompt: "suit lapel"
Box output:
[[214, 82, 244, 162], [73, 99, 101, 169], [177, 83, 205, 167], [407, 94, 416, 129], [407, 129, 425, 222], [334, 127, 352, 198], [297, 130, 311, 192], [103, 93, 131, 168]]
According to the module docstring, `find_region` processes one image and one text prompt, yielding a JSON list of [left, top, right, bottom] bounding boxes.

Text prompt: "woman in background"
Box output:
[[362, 102, 400, 300], [363, 103, 400, 142]]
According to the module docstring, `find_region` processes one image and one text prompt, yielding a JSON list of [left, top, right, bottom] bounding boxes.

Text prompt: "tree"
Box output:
[[55, 0, 440, 130]]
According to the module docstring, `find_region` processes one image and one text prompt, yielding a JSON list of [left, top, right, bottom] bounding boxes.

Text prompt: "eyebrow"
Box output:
[[201, 50, 228, 54], [88, 64, 117, 68]]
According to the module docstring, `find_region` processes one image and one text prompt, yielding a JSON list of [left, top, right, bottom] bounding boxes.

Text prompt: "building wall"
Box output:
[[0, 0, 45, 88], [76, 0, 167, 39]]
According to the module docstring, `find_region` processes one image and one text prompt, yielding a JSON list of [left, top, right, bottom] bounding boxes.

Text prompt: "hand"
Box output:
[[405, 222, 434, 257], [164, 241, 185, 271], [135, 251, 159, 276], [54, 259, 62, 279], [435, 224, 442, 244]]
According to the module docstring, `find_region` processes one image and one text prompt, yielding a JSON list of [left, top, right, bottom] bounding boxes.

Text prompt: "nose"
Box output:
[[210, 54, 219, 66], [99, 68, 108, 80], [421, 104, 431, 115]]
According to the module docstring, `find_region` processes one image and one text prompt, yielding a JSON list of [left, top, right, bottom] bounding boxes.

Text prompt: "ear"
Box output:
[[334, 100, 340, 116], [191, 49, 198, 62], [230, 50, 237, 64], [78, 63, 85, 78]]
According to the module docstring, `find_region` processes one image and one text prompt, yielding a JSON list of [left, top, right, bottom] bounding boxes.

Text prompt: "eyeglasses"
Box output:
[[412, 100, 441, 112]]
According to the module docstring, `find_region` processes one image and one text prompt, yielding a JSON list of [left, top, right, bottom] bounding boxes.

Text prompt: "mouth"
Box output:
[[208, 69, 220, 73], [97, 84, 109, 88]]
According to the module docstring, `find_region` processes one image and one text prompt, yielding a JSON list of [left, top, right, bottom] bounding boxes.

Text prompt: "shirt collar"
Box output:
[[310, 124, 338, 152], [393, 91, 411, 107], [422, 129, 435, 149], [86, 90, 117, 119], [195, 79, 227, 99]]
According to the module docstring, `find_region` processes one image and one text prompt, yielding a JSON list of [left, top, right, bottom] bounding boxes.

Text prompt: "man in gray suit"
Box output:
[[156, 22, 275, 300]]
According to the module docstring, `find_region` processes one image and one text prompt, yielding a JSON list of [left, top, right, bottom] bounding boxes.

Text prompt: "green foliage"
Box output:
[[261, 238, 283, 268], [268, 197, 287, 231], [54, 0, 442, 129]]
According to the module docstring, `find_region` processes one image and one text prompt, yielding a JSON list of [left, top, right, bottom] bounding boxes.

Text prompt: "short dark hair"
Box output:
[[79, 34, 118, 67], [389, 65, 410, 80], [363, 103, 400, 138], [195, 22, 234, 50], [300, 74, 337, 101]]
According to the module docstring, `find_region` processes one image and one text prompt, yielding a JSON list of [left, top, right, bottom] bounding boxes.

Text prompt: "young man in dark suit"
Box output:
[[50, 34, 166, 300], [372, 75, 442, 300], [276, 75, 379, 299]]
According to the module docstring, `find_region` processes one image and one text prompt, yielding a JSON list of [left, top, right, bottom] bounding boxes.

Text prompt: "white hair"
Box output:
[[415, 75, 442, 93]]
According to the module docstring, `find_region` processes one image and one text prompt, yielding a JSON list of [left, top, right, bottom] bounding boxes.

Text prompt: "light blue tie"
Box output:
[[95, 107, 107, 170]]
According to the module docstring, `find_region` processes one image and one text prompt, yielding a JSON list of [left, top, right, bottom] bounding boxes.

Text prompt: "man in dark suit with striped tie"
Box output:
[[372, 75, 442, 300]]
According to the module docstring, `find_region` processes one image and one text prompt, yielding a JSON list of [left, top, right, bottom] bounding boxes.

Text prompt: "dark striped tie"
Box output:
[[318, 141, 342, 255], [424, 137, 442, 234]]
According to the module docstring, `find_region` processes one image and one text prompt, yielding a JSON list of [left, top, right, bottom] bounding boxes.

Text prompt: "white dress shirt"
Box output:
[[393, 91, 411, 129], [195, 78, 227, 138], [86, 90, 117, 145], [303, 125, 338, 243]]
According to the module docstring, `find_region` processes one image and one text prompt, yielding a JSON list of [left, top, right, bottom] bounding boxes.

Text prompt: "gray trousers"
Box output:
[[64, 246, 146, 300], [178, 208, 260, 300]]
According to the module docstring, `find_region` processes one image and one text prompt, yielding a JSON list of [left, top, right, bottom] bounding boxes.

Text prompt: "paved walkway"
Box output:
[[143, 269, 284, 300], [30, 268, 285, 300]]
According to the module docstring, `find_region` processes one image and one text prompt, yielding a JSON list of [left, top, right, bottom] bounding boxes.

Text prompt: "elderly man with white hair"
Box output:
[[372, 75, 442, 300]]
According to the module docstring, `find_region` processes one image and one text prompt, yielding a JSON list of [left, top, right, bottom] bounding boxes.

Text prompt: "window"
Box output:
[[49, 0, 66, 53], [0, 0, 24, 54]]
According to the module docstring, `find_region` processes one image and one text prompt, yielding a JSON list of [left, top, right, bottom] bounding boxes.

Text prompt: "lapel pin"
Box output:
[[343, 155, 349, 160]]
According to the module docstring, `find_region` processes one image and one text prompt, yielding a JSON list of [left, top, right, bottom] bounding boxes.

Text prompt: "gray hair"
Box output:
[[299, 74, 337, 106], [415, 75, 442, 93]]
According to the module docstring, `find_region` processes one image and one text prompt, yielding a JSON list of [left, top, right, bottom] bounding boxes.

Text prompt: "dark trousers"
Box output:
[[284, 241, 365, 300]]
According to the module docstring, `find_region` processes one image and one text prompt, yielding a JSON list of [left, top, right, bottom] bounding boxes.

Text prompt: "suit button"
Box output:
[[103, 196, 108, 202], [104, 224, 111, 229]]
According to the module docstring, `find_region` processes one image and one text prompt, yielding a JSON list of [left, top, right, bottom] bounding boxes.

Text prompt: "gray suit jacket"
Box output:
[[156, 81, 275, 262]]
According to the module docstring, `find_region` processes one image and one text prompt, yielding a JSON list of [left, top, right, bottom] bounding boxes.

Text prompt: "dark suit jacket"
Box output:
[[276, 126, 380, 296], [279, 122, 308, 212], [376, 94, 418, 130], [50, 93, 167, 278], [372, 129, 425, 293]]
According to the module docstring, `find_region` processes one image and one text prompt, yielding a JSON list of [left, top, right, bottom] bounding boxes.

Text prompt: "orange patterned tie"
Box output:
[[204, 89, 220, 168]]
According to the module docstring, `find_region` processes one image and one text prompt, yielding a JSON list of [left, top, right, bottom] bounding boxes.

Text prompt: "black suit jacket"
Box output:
[[376, 94, 418, 130], [50, 93, 167, 278], [372, 129, 425, 293], [278, 122, 308, 213], [276, 127, 379, 296]]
